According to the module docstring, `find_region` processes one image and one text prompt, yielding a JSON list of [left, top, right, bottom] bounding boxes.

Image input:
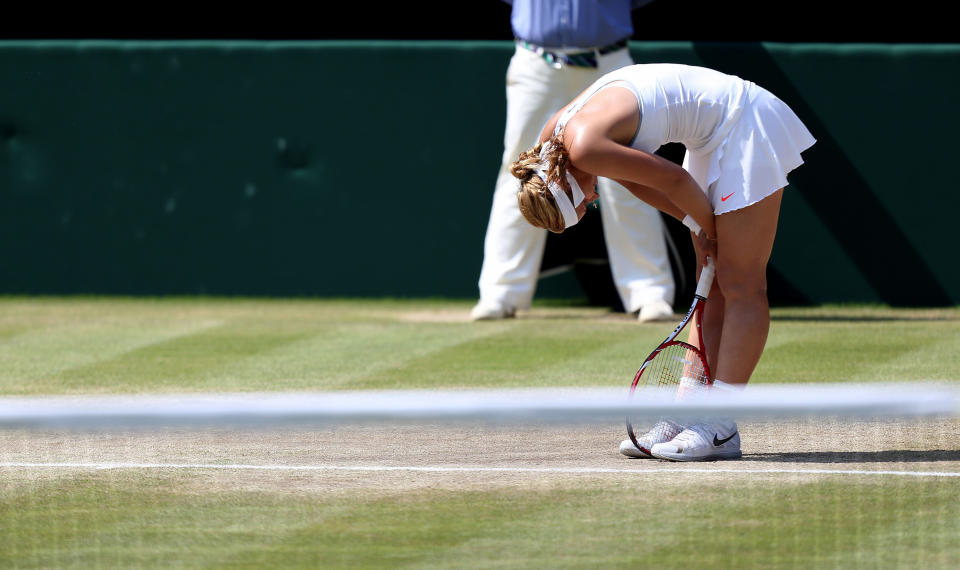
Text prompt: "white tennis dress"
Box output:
[[556, 64, 816, 214]]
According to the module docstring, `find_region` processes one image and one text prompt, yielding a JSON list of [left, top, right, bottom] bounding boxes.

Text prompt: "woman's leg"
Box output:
[[711, 189, 785, 385], [654, 193, 782, 462]]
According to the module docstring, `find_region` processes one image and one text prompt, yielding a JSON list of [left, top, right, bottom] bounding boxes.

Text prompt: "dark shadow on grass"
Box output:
[[745, 449, 960, 463]]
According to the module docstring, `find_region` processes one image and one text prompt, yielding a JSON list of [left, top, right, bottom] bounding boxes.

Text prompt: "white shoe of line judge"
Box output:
[[470, 301, 516, 321], [637, 299, 674, 323]]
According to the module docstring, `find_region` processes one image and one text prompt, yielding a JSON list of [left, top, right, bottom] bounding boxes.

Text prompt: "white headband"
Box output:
[[534, 143, 585, 229]]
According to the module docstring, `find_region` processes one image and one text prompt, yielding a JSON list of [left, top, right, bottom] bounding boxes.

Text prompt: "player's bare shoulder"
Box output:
[[572, 85, 641, 146]]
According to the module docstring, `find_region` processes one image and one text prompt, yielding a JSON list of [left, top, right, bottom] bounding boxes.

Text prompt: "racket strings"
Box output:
[[628, 342, 711, 446], [643, 343, 710, 400]]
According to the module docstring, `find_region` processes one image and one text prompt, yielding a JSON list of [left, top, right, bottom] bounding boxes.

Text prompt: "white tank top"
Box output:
[[555, 64, 750, 155]]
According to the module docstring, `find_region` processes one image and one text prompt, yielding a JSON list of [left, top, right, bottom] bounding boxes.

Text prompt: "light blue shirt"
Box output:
[[504, 0, 653, 48]]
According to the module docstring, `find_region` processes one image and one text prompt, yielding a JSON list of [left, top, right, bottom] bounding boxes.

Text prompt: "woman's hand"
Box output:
[[685, 213, 717, 267], [695, 230, 718, 267]]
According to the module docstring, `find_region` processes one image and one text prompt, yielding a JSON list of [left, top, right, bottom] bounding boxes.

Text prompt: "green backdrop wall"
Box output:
[[1, 41, 956, 305]]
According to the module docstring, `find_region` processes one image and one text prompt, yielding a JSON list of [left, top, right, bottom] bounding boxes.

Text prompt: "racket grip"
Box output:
[[695, 257, 716, 299]]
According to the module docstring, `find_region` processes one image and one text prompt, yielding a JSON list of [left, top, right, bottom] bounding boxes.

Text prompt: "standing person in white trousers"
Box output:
[[472, 0, 675, 322]]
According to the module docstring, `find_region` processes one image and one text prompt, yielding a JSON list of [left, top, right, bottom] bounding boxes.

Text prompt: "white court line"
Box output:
[[2, 463, 959, 478]]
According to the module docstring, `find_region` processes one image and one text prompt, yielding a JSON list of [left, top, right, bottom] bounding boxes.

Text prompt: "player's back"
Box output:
[[605, 63, 750, 153]]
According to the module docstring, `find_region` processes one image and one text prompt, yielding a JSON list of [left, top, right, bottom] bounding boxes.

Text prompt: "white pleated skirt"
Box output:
[[682, 82, 817, 215]]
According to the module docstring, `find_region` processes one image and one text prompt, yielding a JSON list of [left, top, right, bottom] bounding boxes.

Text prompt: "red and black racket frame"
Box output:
[[625, 290, 713, 455]]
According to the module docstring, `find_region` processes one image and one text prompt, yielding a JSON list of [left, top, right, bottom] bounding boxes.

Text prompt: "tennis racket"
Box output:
[[625, 256, 715, 455]]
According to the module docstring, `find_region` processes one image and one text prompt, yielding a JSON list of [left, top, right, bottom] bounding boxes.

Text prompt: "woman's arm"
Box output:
[[614, 178, 718, 264], [567, 133, 717, 239], [613, 179, 685, 220]]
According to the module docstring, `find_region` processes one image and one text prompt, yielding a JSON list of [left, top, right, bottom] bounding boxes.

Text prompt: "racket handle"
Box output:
[[695, 257, 716, 299]]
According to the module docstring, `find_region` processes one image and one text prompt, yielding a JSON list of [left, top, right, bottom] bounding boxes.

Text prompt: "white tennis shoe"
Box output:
[[619, 418, 684, 458], [650, 420, 742, 461], [637, 300, 675, 323], [470, 301, 516, 321]]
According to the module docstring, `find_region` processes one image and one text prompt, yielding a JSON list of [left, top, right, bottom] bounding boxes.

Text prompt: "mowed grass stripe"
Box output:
[[348, 321, 665, 389], [851, 322, 960, 382], [0, 319, 223, 395], [0, 299, 957, 396], [53, 324, 316, 393], [2, 474, 957, 569], [757, 319, 960, 383], [38, 321, 514, 394], [0, 324, 31, 342], [203, 321, 517, 391]]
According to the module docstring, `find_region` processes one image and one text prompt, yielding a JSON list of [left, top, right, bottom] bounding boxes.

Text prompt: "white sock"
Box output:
[[676, 375, 708, 400]]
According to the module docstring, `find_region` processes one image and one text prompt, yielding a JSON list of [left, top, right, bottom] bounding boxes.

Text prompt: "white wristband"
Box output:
[[681, 215, 702, 236]]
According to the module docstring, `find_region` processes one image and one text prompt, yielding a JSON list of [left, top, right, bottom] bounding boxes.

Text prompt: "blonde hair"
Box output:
[[511, 133, 572, 234]]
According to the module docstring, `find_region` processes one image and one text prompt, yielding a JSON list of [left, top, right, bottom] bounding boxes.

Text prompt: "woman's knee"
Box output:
[[716, 265, 767, 303]]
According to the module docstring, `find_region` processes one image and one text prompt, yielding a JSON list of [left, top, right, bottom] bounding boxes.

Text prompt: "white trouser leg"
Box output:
[[478, 47, 595, 310], [597, 177, 675, 312], [478, 165, 548, 310]]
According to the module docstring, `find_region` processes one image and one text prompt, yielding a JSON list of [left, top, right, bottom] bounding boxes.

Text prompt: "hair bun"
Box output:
[[509, 146, 542, 181]]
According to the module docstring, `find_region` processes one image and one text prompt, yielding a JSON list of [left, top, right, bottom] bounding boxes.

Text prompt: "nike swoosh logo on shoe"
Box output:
[[713, 432, 737, 446]]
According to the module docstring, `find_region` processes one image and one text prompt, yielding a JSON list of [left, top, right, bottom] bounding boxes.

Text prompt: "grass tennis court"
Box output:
[[1, 297, 959, 568]]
